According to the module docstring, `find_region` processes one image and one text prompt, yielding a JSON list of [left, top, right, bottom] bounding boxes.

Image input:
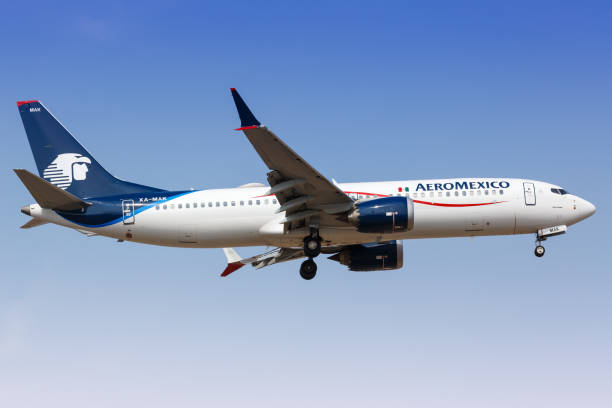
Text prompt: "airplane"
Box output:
[[14, 90, 596, 280]]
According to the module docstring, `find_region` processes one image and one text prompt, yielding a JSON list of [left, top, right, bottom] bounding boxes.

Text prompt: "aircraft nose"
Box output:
[[584, 200, 596, 218]]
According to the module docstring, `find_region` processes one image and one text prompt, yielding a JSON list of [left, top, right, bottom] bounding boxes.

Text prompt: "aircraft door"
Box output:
[[523, 182, 536, 206], [122, 199, 135, 224]]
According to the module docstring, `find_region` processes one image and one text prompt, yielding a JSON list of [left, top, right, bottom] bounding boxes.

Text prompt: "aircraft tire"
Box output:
[[304, 237, 321, 258], [534, 245, 545, 257], [300, 259, 317, 280]]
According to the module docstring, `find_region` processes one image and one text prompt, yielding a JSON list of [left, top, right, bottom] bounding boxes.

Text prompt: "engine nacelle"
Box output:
[[347, 196, 414, 233], [328, 240, 404, 271]]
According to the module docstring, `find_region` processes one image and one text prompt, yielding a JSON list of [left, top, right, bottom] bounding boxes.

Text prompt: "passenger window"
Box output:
[[492, 190, 496, 195], [446, 192, 451, 197], [256, 200, 261, 205], [429, 192, 434, 197], [499, 190, 504, 195], [170, 204, 175, 209], [264, 199, 269, 205], [248, 200, 253, 205], [163, 204, 167, 210], [186, 203, 190, 208], [454, 191, 459, 196], [216, 202, 220, 207], [470, 191, 474, 196], [438, 192, 442, 197], [421, 192, 425, 198], [193, 203, 197, 208], [231, 201, 236, 206], [484, 190, 489, 195], [477, 190, 482, 196], [178, 203, 182, 209], [240, 201, 244, 206], [208, 202, 213, 207], [462, 191, 466, 196], [201, 202, 205, 207], [272, 199, 277, 204], [155, 205, 160, 210], [223, 201, 228, 207]]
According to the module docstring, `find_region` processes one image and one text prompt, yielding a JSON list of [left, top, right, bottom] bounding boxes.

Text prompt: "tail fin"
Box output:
[[17, 100, 163, 198]]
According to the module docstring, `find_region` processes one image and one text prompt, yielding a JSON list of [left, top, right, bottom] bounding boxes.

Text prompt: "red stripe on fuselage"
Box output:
[[413, 199, 504, 207], [253, 189, 503, 207]]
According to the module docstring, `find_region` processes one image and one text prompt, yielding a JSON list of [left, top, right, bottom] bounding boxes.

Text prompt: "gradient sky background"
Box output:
[[1, 1, 610, 407]]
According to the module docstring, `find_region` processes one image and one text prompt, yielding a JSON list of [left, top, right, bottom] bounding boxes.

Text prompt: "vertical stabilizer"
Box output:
[[17, 100, 163, 198]]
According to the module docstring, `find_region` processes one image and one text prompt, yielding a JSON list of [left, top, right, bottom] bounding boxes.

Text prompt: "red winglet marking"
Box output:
[[221, 262, 245, 277], [230, 88, 236, 92], [17, 100, 38, 107], [234, 125, 258, 131]]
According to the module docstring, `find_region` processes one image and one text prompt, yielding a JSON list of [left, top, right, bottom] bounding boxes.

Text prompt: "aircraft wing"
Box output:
[[221, 247, 306, 276], [221, 244, 347, 277], [230, 89, 354, 231]]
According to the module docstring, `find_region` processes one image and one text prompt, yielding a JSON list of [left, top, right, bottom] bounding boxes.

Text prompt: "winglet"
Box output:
[[230, 88, 261, 130], [221, 262, 245, 277], [221, 248, 246, 277]]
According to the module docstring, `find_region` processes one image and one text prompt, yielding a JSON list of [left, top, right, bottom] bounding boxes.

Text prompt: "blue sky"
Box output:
[[1, 1, 610, 407]]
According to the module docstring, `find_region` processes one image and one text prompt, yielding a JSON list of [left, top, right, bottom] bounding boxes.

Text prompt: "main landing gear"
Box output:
[[300, 228, 321, 280], [300, 259, 317, 280]]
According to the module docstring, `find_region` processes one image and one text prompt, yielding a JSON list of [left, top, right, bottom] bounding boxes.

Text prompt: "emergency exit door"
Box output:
[[523, 182, 536, 206]]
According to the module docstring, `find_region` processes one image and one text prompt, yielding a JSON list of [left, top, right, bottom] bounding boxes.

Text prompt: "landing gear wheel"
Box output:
[[300, 259, 317, 280], [534, 245, 545, 257], [303, 236, 321, 258]]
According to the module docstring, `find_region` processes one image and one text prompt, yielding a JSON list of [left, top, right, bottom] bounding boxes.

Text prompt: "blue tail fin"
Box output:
[[17, 100, 164, 198]]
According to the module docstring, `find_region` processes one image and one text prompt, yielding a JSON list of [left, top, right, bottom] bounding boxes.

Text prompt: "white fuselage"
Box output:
[[26, 178, 595, 249]]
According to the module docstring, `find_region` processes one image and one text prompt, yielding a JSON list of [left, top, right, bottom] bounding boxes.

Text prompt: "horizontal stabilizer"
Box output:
[[20, 218, 48, 229], [14, 169, 90, 211]]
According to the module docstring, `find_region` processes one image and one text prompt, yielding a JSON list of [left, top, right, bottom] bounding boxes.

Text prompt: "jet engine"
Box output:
[[347, 196, 414, 233], [328, 240, 403, 271]]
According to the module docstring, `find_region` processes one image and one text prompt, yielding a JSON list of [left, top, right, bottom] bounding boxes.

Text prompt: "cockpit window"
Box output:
[[551, 188, 569, 195]]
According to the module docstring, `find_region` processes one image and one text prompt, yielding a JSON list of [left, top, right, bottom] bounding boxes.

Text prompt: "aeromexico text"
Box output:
[[415, 180, 510, 192]]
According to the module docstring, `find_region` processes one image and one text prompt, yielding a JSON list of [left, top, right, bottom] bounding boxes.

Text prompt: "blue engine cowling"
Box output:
[[328, 240, 403, 271], [347, 196, 414, 233]]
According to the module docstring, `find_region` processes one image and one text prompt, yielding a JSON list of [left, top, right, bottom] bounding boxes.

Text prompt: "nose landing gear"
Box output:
[[301, 228, 321, 280], [534, 236, 546, 257]]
